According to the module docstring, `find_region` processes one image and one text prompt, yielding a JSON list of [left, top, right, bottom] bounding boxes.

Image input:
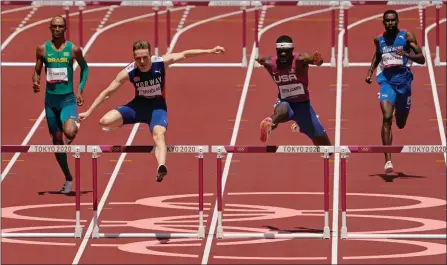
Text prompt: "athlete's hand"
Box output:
[[395, 49, 408, 57], [78, 111, 90, 122], [312, 51, 323, 65], [210, 46, 225, 54], [365, 73, 373, 84], [76, 90, 84, 106], [33, 81, 40, 93]]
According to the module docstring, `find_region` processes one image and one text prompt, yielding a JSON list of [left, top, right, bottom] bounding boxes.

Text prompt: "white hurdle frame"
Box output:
[[1, 145, 84, 238], [338, 145, 447, 240], [211, 145, 333, 240], [86, 144, 208, 239]]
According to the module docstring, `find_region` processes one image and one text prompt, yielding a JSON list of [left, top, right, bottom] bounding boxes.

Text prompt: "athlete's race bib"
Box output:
[[46, 67, 68, 83], [137, 84, 162, 98], [279, 83, 305, 99], [381, 52, 404, 68]]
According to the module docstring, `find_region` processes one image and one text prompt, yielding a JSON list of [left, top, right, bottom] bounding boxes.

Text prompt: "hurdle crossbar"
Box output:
[[1, 145, 84, 238], [338, 145, 447, 240], [211, 145, 332, 239], [86, 144, 208, 239]]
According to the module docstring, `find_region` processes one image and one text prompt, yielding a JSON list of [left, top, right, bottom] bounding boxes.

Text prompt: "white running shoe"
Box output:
[[384, 161, 394, 174], [60, 181, 73, 194]]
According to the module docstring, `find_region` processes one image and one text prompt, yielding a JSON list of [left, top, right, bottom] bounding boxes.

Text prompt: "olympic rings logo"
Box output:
[[360, 147, 370, 152], [111, 146, 121, 152], [236, 147, 246, 152]]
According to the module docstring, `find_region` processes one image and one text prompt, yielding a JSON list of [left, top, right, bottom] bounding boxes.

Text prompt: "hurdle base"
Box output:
[[440, 62, 446, 66], [219, 232, 326, 239], [97, 233, 203, 239], [92, 225, 100, 239], [198, 225, 206, 239], [346, 233, 447, 239], [323, 226, 331, 239], [75, 226, 83, 238], [1, 233, 76, 238]]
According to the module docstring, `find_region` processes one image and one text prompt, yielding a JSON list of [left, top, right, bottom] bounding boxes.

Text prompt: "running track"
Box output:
[[1, 3, 446, 264]]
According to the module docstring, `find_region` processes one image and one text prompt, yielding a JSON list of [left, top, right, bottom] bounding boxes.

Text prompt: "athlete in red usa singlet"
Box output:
[[255, 35, 332, 147]]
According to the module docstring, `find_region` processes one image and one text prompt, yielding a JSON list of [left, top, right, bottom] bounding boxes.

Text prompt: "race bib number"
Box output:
[[279, 83, 305, 99], [46, 67, 68, 83], [137, 84, 162, 97], [382, 53, 404, 68]]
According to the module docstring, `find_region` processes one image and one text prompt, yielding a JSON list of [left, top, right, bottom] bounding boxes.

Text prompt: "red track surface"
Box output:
[[1, 3, 446, 265]]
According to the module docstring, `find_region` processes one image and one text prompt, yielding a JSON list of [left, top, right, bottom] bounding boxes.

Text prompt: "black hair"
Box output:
[[276, 35, 293, 44], [383, 10, 399, 20]]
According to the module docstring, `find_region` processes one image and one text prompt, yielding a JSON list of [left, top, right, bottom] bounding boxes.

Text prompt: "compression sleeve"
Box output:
[[78, 58, 89, 91]]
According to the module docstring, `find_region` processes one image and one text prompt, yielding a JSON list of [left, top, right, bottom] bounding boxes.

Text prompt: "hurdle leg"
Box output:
[[216, 148, 224, 239], [323, 148, 331, 239], [340, 148, 348, 239], [91, 148, 100, 239], [198, 148, 205, 239], [74, 147, 83, 238]]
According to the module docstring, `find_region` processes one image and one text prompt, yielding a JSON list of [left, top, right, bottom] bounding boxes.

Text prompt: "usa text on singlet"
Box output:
[[125, 56, 166, 98], [266, 52, 310, 102]]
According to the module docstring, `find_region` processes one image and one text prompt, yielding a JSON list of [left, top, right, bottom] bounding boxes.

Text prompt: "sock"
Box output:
[[55, 153, 73, 181]]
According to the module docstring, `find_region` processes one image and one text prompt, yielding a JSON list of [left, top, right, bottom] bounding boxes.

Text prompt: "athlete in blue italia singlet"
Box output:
[[79, 40, 225, 182], [255, 35, 332, 148], [365, 10, 425, 174]]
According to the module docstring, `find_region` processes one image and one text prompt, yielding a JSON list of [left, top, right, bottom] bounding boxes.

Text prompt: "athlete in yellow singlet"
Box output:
[[32, 16, 89, 194]]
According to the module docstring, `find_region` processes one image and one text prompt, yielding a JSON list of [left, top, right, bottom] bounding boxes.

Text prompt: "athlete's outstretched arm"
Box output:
[[78, 69, 128, 121], [32, 44, 45, 93], [162, 46, 225, 65], [365, 37, 381, 84], [296, 51, 323, 66], [396, 31, 425, 65]]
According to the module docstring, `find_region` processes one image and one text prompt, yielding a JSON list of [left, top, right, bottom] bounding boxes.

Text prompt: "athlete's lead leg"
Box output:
[[152, 125, 167, 182], [260, 102, 290, 142]]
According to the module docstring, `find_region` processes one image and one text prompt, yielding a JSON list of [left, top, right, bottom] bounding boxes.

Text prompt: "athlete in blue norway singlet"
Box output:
[[365, 10, 426, 174], [116, 56, 168, 132]]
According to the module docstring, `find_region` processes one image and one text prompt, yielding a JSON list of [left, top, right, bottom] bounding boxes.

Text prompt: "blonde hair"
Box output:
[[132, 40, 151, 53]]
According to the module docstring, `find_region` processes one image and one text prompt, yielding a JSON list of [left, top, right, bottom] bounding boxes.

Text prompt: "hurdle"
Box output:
[[211, 145, 332, 239], [87, 144, 208, 239], [1, 145, 84, 238], [338, 145, 447, 240]]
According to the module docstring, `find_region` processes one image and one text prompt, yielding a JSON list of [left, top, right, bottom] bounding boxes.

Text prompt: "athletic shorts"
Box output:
[[378, 81, 412, 115], [45, 92, 78, 134], [274, 99, 326, 138], [116, 96, 168, 132]]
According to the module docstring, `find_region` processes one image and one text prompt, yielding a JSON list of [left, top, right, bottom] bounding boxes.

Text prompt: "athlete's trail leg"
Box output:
[[99, 110, 124, 131], [153, 125, 167, 182], [380, 100, 394, 172]]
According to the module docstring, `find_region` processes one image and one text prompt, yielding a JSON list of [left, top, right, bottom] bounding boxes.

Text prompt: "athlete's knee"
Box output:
[[63, 121, 78, 140], [152, 126, 166, 143], [396, 115, 408, 129], [382, 113, 393, 128], [64, 126, 78, 140]]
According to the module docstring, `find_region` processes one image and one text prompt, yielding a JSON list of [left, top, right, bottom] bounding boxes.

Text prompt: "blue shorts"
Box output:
[[116, 97, 168, 132], [275, 99, 326, 138], [378, 81, 412, 114], [45, 92, 78, 134]]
